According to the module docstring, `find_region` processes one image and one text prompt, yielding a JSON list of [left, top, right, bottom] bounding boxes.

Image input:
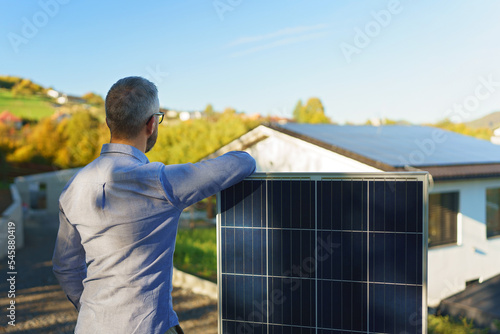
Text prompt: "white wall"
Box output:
[[0, 169, 81, 260], [243, 126, 382, 173], [427, 178, 500, 306], [15, 168, 80, 216]]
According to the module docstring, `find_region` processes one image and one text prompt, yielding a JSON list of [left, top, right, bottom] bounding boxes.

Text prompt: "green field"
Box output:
[[0, 89, 55, 120], [173, 227, 217, 282]]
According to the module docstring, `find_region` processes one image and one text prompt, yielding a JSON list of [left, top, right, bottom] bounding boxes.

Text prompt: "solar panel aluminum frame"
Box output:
[[217, 172, 429, 334]]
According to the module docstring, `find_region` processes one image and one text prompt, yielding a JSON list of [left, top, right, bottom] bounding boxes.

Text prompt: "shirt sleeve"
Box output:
[[52, 207, 87, 311], [160, 151, 256, 210]]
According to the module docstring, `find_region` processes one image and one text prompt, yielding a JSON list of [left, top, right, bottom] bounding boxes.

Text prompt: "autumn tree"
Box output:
[[204, 104, 214, 116], [0, 123, 19, 180], [8, 111, 107, 168], [82, 92, 105, 106], [7, 117, 62, 164], [55, 111, 104, 167], [5, 106, 259, 170], [430, 119, 492, 141], [11, 78, 45, 96]]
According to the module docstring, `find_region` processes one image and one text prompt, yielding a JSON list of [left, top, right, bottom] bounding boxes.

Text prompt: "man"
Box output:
[[52, 76, 256, 333]]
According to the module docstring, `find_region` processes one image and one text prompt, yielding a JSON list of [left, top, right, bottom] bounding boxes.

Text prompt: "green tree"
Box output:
[[222, 107, 236, 115], [293, 100, 303, 121], [0, 76, 22, 90], [147, 112, 259, 165], [204, 104, 214, 115], [293, 97, 330, 124]]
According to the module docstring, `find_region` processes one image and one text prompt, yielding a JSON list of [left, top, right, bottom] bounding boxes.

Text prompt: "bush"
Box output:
[[428, 314, 489, 334]]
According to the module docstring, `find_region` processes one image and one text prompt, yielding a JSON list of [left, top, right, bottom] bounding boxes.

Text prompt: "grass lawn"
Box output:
[[174, 227, 217, 282], [0, 89, 55, 120]]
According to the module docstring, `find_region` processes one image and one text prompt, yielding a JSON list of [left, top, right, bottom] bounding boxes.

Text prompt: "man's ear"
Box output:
[[146, 115, 155, 136]]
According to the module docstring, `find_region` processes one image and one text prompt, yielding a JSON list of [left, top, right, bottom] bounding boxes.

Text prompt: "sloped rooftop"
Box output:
[[276, 124, 500, 167], [270, 124, 500, 180], [0, 110, 22, 123]]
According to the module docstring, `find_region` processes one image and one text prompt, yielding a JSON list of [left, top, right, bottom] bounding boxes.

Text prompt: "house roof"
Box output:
[[0, 110, 21, 123], [268, 123, 500, 180]]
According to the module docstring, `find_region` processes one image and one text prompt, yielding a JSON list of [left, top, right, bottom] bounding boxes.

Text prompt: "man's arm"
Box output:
[[52, 208, 87, 311], [160, 151, 256, 210]]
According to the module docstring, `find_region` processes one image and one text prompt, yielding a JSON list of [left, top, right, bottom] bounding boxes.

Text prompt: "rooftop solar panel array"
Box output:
[[217, 173, 428, 334], [276, 124, 500, 167]]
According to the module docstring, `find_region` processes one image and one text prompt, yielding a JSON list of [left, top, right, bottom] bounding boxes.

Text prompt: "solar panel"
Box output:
[[276, 123, 500, 167], [217, 173, 428, 334]]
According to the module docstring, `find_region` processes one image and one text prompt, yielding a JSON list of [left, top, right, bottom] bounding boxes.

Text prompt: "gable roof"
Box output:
[[0, 110, 22, 123], [265, 123, 500, 180], [275, 123, 500, 167]]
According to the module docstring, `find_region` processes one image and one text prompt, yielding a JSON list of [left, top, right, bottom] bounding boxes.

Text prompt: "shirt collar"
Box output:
[[100, 143, 150, 164]]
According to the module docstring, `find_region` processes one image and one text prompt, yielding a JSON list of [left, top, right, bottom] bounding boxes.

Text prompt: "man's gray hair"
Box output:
[[105, 76, 159, 139]]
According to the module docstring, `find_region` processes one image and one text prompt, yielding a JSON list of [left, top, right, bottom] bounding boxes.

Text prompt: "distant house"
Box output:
[[491, 127, 500, 145], [55, 94, 86, 105], [165, 109, 178, 119], [0, 110, 22, 129], [210, 123, 500, 307], [67, 95, 86, 104], [179, 111, 202, 121], [56, 95, 68, 104], [46, 89, 60, 99]]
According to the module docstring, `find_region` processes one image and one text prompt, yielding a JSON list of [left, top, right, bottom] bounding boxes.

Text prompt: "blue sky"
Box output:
[[2, 0, 500, 124]]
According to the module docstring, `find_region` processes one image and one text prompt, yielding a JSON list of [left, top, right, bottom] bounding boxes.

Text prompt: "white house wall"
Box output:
[[15, 168, 80, 215], [245, 128, 382, 173], [427, 178, 500, 307]]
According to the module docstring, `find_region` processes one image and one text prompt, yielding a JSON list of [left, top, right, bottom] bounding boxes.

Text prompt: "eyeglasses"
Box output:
[[147, 111, 164, 125]]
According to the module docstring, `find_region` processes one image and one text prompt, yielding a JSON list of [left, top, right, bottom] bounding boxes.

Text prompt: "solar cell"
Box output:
[[218, 173, 428, 334]]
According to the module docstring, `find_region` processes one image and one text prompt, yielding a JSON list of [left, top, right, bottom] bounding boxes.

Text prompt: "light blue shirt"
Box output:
[[52, 143, 255, 333]]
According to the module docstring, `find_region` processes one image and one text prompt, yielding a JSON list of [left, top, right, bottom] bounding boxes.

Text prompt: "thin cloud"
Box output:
[[228, 24, 329, 47], [229, 31, 330, 58]]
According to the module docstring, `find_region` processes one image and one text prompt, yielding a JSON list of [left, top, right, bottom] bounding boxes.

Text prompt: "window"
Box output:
[[486, 188, 500, 238], [429, 192, 459, 247]]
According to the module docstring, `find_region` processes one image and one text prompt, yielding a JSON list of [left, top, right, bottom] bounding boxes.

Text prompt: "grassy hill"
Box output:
[[466, 111, 500, 130], [0, 89, 55, 121]]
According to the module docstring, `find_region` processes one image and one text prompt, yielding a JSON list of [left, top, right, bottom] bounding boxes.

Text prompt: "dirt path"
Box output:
[[0, 212, 217, 333]]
